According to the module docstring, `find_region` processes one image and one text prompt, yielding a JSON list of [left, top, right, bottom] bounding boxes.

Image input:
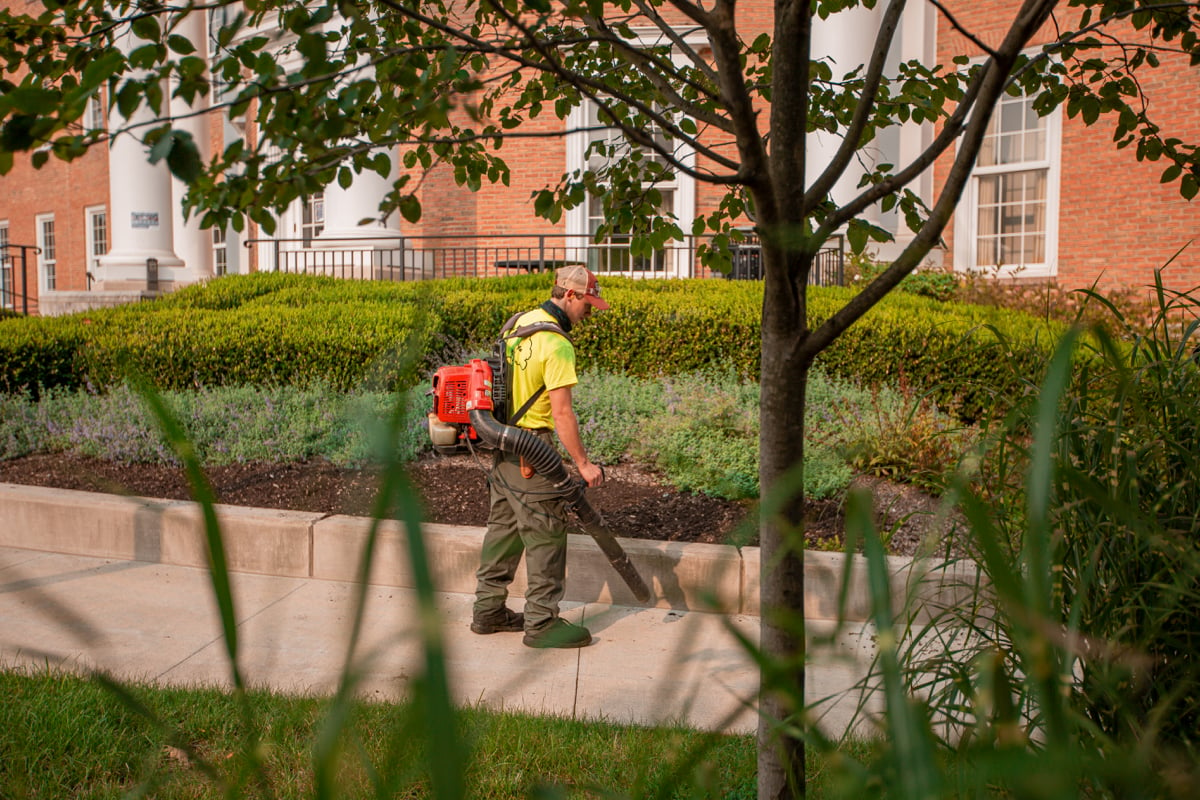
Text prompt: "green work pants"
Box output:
[[473, 439, 571, 632]]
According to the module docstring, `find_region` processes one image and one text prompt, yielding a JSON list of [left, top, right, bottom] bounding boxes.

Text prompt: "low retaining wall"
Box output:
[[0, 482, 979, 621]]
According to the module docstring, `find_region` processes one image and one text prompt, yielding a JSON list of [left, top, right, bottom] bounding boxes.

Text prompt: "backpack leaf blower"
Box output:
[[428, 358, 653, 604]]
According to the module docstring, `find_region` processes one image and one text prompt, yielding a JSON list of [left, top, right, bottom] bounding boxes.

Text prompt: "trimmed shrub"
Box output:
[[0, 273, 1062, 421]]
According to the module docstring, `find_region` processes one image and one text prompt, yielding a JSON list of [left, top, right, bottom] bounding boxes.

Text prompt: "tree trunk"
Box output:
[[756, 246, 812, 799]]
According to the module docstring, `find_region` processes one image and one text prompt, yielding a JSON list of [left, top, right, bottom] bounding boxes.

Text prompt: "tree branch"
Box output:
[[804, 0, 1062, 361], [926, 0, 1000, 59]]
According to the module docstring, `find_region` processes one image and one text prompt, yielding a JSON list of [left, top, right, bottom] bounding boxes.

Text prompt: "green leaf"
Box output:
[[128, 43, 161, 70], [533, 189, 553, 217], [338, 166, 353, 189], [167, 35, 196, 55], [8, 86, 58, 114], [81, 50, 126, 89], [0, 114, 38, 151], [166, 131, 203, 184], [847, 222, 867, 253], [399, 194, 422, 223], [116, 82, 141, 119], [1081, 95, 1100, 125], [371, 152, 391, 179], [1182, 174, 1199, 201], [148, 128, 174, 164], [130, 15, 161, 43]]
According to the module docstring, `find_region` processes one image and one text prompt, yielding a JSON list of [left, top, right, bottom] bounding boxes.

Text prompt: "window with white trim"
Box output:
[[36, 214, 57, 291], [0, 221, 11, 308], [213, 227, 228, 275], [85, 206, 107, 286], [565, 32, 699, 277], [955, 88, 1061, 277], [569, 98, 690, 276], [84, 94, 105, 132], [300, 193, 325, 246]]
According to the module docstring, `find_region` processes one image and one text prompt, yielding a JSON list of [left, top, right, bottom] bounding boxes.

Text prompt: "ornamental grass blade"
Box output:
[[133, 376, 243, 691], [845, 486, 943, 800]]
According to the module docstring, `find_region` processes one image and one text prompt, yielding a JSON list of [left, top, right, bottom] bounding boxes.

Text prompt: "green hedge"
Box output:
[[808, 287, 1067, 420], [0, 273, 1064, 418]]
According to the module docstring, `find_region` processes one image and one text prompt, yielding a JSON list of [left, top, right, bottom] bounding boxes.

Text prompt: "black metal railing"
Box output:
[[241, 233, 846, 285], [0, 244, 37, 316], [726, 234, 845, 285]]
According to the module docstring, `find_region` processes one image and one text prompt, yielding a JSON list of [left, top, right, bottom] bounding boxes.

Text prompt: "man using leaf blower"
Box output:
[[471, 265, 610, 648]]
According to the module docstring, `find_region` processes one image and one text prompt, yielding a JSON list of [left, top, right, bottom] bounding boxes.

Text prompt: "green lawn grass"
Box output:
[[0, 668, 791, 799]]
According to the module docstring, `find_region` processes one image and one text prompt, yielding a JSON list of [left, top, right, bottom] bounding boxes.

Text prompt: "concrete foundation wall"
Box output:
[[0, 482, 980, 621]]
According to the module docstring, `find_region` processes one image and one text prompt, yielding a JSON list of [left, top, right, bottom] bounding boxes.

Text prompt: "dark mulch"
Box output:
[[0, 452, 850, 549], [0, 452, 955, 554]]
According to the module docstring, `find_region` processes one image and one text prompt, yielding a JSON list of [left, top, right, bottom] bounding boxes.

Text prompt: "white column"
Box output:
[[169, 10, 214, 283], [314, 11, 401, 247], [317, 159, 401, 244], [808, 4, 886, 221], [892, 2, 939, 256], [95, 29, 183, 290]]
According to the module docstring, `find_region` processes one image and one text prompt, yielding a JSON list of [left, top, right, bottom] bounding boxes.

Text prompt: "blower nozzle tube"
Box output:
[[469, 409, 653, 604]]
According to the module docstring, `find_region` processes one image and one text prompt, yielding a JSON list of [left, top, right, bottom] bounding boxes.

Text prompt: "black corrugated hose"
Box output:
[[469, 409, 653, 603]]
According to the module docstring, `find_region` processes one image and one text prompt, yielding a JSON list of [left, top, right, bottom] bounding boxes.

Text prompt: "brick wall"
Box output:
[[0, 117, 110, 308], [934, 2, 1200, 294]]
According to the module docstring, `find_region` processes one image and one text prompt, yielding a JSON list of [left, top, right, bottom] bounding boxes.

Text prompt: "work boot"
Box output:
[[470, 607, 525, 634], [523, 619, 592, 649]]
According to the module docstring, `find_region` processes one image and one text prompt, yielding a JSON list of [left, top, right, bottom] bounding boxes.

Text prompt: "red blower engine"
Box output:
[[427, 358, 652, 604], [427, 358, 500, 454]]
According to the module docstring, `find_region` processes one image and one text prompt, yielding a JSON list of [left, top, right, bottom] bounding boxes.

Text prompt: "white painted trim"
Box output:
[[84, 205, 108, 283], [564, 32, 700, 277], [953, 60, 1062, 279], [35, 213, 56, 292]]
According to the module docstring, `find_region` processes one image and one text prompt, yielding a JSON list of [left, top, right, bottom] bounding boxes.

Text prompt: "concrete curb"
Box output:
[[1, 482, 979, 621]]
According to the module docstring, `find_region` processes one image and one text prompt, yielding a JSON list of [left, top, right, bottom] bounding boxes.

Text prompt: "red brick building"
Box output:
[[1, 2, 1196, 315], [935, 4, 1199, 290]]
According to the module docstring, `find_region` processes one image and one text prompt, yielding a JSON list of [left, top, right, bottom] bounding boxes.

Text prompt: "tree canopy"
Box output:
[[3, 1, 1198, 797]]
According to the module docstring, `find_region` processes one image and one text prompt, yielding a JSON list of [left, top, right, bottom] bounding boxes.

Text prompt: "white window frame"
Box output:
[[85, 205, 107, 288], [299, 192, 325, 246], [213, 226, 229, 276], [0, 220, 11, 309], [566, 30, 699, 278], [954, 66, 1062, 279], [84, 93, 105, 132], [36, 213, 57, 292]]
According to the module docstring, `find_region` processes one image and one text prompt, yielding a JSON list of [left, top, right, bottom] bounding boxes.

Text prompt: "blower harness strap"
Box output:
[[495, 311, 571, 428]]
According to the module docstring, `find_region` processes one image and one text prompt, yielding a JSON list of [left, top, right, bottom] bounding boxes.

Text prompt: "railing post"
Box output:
[[20, 245, 29, 315], [274, 239, 281, 274], [538, 235, 546, 273]]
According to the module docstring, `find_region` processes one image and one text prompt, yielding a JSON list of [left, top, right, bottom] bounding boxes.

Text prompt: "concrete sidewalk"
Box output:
[[0, 544, 879, 735]]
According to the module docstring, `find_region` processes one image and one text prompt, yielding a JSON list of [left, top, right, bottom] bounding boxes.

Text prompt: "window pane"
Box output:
[[91, 211, 107, 256], [981, 94, 1046, 166], [1001, 99, 1024, 133], [301, 193, 324, 245], [975, 170, 1047, 268], [42, 220, 56, 260]]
